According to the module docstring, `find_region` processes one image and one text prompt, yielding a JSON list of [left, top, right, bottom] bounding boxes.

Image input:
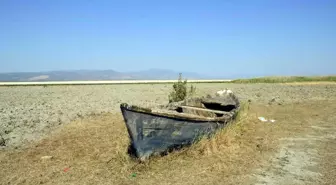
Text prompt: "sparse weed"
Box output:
[[168, 73, 196, 103]]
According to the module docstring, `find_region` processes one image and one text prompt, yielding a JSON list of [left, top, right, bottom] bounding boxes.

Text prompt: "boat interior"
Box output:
[[174, 103, 236, 118]]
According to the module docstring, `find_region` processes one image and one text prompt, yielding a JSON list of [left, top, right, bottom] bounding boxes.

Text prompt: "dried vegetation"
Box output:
[[0, 82, 335, 185]]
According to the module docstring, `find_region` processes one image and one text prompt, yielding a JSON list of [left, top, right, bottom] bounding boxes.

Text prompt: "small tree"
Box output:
[[168, 73, 196, 103]]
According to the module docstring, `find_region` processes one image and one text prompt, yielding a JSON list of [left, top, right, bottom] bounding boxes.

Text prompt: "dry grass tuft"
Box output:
[[1, 100, 334, 185]]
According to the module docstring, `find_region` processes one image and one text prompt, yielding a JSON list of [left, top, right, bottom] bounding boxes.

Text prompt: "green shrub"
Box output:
[[168, 73, 196, 103]]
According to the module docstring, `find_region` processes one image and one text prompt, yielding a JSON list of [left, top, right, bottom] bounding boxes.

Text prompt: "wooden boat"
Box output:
[[120, 91, 240, 161]]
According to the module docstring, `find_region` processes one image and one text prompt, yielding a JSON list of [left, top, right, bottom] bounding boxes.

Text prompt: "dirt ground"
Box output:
[[0, 83, 335, 185], [252, 101, 336, 185], [1, 83, 335, 149]]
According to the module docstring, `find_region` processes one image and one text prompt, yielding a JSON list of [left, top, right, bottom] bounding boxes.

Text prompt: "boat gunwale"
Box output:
[[120, 103, 239, 123]]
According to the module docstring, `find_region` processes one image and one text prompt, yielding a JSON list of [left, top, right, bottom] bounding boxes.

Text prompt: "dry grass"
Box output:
[[2, 99, 333, 185], [231, 76, 336, 83], [281, 81, 336, 85]]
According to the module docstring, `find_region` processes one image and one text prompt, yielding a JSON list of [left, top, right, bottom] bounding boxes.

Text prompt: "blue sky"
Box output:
[[0, 0, 335, 77]]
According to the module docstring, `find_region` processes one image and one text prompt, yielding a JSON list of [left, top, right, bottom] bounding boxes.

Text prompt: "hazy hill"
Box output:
[[0, 69, 215, 82]]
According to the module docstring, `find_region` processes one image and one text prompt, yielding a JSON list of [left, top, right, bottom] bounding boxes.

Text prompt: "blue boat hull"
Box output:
[[120, 103, 231, 161]]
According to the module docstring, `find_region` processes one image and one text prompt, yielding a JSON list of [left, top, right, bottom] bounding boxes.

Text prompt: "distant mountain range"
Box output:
[[0, 69, 222, 82]]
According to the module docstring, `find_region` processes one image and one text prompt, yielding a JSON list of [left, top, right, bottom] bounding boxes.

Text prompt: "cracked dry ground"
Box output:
[[0, 83, 335, 185]]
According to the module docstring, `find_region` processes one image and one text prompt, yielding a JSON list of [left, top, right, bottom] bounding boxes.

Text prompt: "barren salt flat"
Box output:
[[0, 79, 232, 86], [1, 83, 335, 149]]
